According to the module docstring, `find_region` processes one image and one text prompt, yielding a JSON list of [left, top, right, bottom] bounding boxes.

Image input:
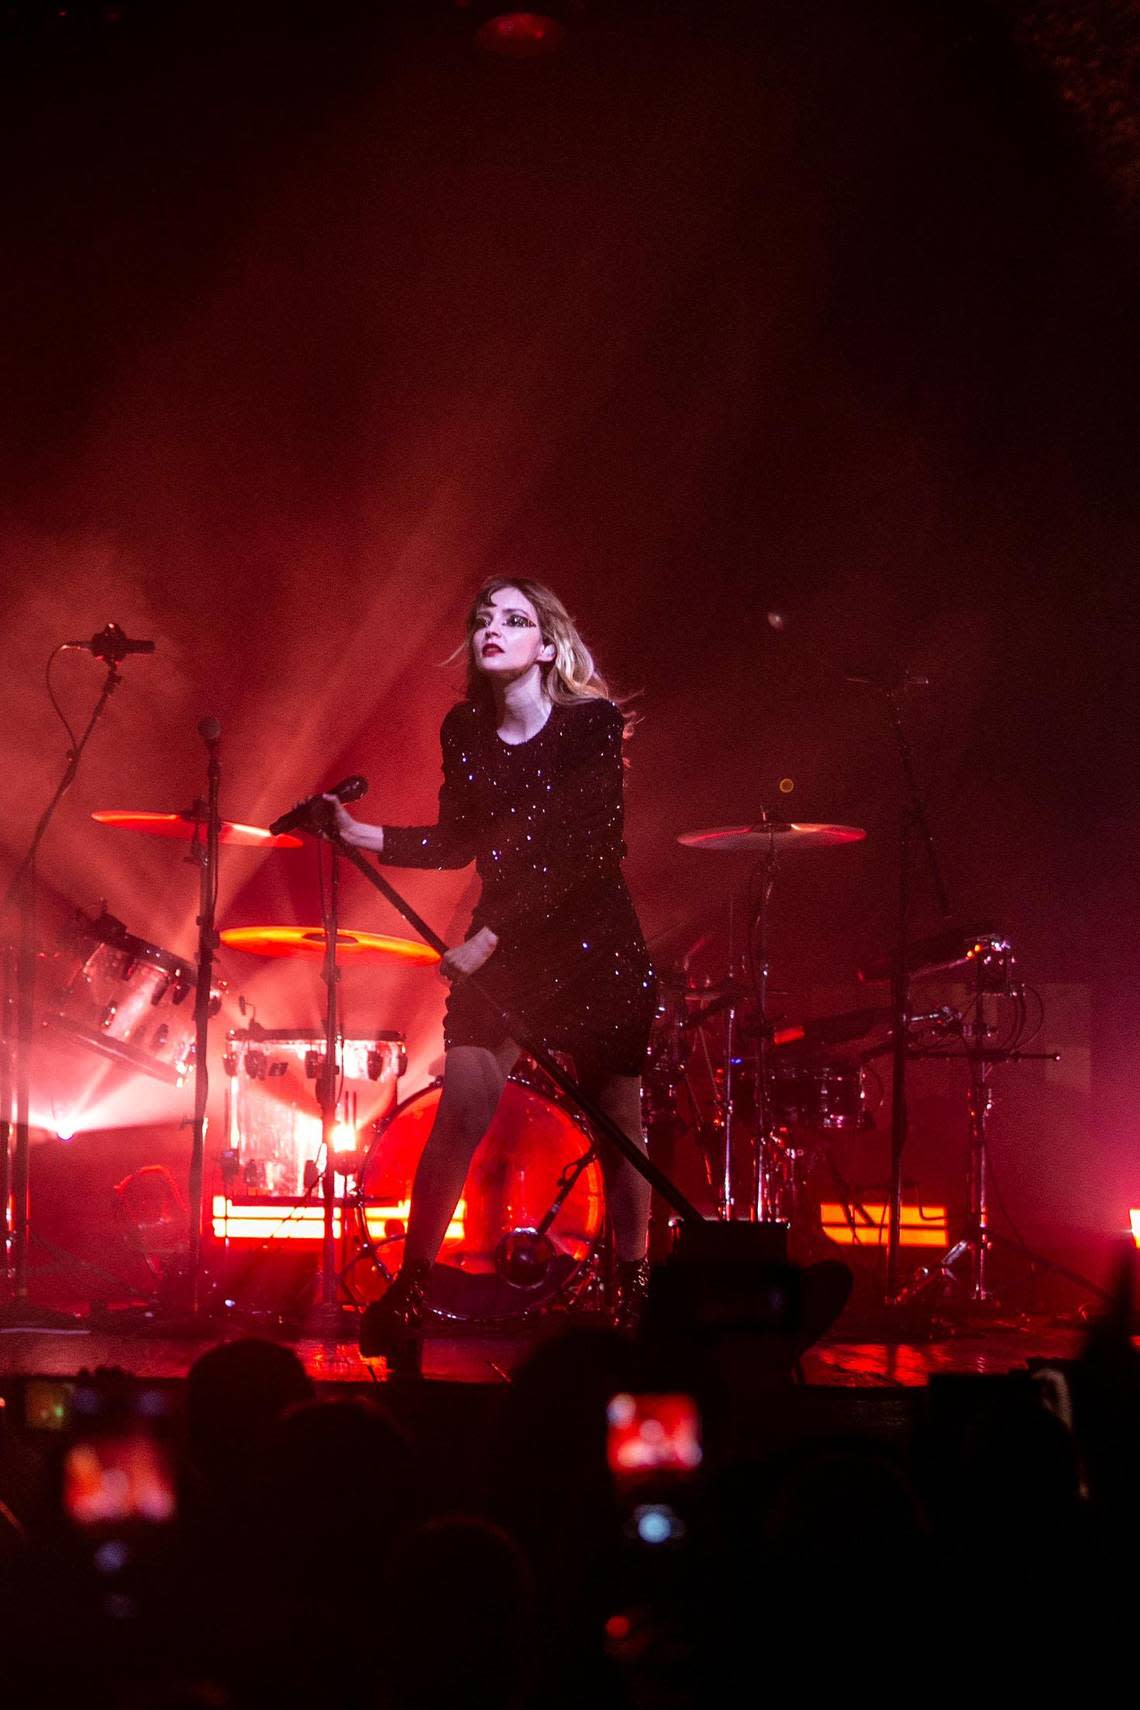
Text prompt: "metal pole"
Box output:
[[188, 722, 222, 1314], [317, 848, 342, 1319]]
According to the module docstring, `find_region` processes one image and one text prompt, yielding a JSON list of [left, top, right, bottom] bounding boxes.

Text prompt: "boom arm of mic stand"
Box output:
[[329, 835, 703, 1225]]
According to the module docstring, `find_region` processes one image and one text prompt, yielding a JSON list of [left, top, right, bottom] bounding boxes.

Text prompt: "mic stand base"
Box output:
[[304, 1299, 361, 1342]]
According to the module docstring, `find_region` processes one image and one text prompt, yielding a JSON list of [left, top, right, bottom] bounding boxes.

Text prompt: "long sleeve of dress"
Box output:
[[376, 709, 477, 871]]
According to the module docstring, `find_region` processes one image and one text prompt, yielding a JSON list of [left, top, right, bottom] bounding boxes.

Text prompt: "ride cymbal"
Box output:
[[219, 926, 440, 966], [677, 823, 866, 852], [92, 810, 303, 849]]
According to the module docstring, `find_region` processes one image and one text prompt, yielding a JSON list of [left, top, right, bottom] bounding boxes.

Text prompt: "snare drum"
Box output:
[[769, 1058, 868, 1134], [48, 910, 218, 1086], [224, 1029, 406, 1197]]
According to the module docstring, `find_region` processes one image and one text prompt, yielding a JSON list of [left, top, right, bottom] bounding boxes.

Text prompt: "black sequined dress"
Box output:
[[378, 698, 656, 1077]]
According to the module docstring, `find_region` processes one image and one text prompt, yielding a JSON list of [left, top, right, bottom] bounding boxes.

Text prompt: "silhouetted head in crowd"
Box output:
[[185, 1338, 313, 1494]]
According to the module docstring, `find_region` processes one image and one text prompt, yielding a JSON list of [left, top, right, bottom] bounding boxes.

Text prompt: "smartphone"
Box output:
[[63, 1432, 177, 1528], [24, 1378, 76, 1431], [61, 1381, 178, 1529], [606, 1391, 702, 1485]]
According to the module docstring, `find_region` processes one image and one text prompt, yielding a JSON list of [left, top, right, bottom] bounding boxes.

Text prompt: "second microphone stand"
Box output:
[[1, 647, 131, 1331]]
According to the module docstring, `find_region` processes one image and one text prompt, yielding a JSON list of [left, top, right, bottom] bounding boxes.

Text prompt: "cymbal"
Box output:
[[219, 925, 440, 966], [93, 810, 303, 850], [677, 823, 866, 853]]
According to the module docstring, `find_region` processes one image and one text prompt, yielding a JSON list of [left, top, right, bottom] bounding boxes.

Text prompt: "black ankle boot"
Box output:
[[359, 1260, 432, 1374], [612, 1257, 651, 1335]]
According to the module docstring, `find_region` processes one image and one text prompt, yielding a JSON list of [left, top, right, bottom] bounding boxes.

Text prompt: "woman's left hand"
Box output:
[[439, 926, 499, 982]]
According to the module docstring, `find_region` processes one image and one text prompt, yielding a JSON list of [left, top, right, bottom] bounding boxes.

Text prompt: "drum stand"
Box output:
[[307, 837, 358, 1338], [891, 960, 1074, 1319], [0, 647, 136, 1332], [99, 716, 232, 1334], [712, 828, 782, 1226]]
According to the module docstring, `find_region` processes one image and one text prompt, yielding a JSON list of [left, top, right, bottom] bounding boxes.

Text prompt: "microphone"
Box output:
[[269, 775, 368, 838], [198, 716, 221, 747], [65, 622, 156, 663]]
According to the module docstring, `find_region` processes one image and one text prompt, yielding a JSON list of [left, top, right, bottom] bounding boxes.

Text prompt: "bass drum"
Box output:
[[355, 1076, 606, 1324]]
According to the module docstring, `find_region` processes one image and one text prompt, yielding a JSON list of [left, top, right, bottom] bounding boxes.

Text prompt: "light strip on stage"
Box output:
[[819, 1203, 948, 1248], [211, 1196, 465, 1243]]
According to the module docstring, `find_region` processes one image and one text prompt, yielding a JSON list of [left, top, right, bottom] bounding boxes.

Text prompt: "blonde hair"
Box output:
[[452, 577, 638, 738]]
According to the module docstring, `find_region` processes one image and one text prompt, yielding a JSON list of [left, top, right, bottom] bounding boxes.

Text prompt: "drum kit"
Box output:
[[4, 771, 1038, 1334], [644, 817, 877, 1260]]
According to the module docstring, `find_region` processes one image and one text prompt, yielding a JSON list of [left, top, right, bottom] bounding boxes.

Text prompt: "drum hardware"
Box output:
[[46, 908, 222, 1087], [850, 669, 955, 1305], [888, 944, 1068, 1316], [675, 811, 867, 1232], [857, 924, 1005, 986], [351, 1077, 605, 1326], [492, 1137, 599, 1293], [1, 638, 148, 1332], [222, 1028, 405, 1198], [222, 823, 440, 1336], [80, 737, 311, 1332], [218, 923, 427, 1333]]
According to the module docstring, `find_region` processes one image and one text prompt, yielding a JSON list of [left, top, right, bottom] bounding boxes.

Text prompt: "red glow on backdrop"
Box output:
[[476, 12, 568, 58], [0, 0, 1129, 1293]]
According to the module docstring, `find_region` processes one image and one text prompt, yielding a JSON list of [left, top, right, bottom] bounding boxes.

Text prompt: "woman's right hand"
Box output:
[[323, 796, 384, 853]]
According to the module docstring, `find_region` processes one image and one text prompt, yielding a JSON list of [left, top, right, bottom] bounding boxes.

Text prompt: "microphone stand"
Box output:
[[186, 719, 222, 1317], [880, 685, 952, 1306], [1, 652, 127, 1330], [328, 835, 703, 1226]]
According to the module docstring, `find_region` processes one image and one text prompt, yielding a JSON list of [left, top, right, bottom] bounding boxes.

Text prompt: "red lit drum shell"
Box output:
[[47, 923, 215, 1086], [225, 1031, 405, 1198], [769, 1059, 868, 1134], [359, 1077, 605, 1276]]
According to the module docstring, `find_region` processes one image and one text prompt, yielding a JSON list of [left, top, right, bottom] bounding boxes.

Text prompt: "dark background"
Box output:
[[1, 0, 1136, 1276]]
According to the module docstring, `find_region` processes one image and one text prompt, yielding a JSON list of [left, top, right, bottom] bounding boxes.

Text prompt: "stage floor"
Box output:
[[0, 1314, 1093, 1389]]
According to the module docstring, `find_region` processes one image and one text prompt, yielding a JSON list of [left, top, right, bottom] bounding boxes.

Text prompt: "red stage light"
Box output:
[[1130, 1209, 1140, 1247], [476, 12, 568, 58]]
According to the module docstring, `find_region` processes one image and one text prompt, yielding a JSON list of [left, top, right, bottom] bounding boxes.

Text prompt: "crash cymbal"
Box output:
[[93, 810, 303, 849], [219, 926, 440, 966], [677, 822, 866, 853]]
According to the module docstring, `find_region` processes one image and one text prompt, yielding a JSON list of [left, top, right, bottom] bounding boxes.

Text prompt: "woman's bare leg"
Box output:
[[402, 1041, 519, 1267]]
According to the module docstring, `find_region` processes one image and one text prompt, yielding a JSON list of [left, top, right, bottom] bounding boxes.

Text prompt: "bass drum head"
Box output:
[[355, 1077, 605, 1325]]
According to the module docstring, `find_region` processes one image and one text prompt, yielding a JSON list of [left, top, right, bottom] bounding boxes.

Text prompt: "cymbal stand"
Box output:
[[310, 833, 353, 1337], [719, 895, 741, 1220], [746, 826, 780, 1223], [1, 647, 131, 1330], [894, 947, 1067, 1315], [879, 685, 952, 1305], [111, 719, 228, 1333]]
